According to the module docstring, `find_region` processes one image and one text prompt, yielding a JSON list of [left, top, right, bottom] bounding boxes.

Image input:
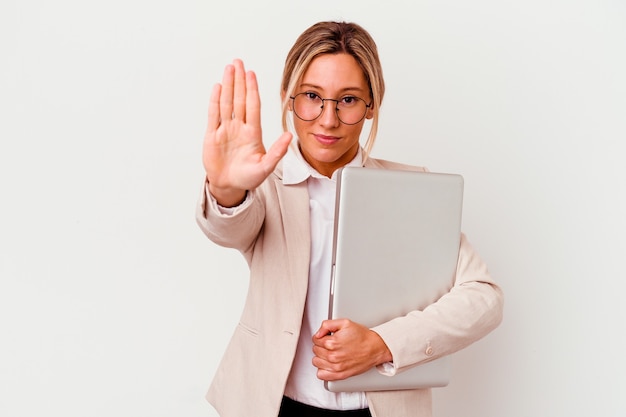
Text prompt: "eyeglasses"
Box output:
[[289, 92, 372, 125]]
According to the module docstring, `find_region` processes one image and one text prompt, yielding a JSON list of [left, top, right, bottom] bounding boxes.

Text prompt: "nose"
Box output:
[[318, 99, 340, 127]]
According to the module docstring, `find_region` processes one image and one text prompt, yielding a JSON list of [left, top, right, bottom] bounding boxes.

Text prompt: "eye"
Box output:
[[303, 92, 321, 101], [340, 96, 359, 107]]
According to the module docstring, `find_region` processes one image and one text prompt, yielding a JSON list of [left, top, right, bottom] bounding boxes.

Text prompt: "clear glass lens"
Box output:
[[291, 93, 368, 125]]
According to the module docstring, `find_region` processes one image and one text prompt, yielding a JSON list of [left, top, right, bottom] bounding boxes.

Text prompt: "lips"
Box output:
[[314, 134, 340, 145]]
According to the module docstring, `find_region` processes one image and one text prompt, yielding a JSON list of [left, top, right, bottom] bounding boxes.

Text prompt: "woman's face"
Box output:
[[289, 53, 373, 178]]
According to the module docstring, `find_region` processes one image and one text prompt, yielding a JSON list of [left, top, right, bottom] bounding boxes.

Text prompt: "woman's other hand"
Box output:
[[312, 319, 393, 381], [203, 59, 292, 207]]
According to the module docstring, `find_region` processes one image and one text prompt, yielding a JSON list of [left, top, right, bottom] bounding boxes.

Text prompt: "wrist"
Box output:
[[208, 181, 247, 208], [370, 330, 393, 365]]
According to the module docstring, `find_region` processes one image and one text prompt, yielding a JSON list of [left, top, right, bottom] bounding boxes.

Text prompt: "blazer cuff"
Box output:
[[203, 181, 254, 217], [376, 361, 398, 376]]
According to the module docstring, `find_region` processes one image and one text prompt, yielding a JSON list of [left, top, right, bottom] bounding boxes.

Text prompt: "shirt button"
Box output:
[[425, 346, 434, 356]]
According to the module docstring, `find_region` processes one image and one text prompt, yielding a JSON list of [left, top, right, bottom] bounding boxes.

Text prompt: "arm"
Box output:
[[195, 182, 265, 256], [197, 59, 292, 252], [311, 233, 503, 380], [371, 233, 504, 374]]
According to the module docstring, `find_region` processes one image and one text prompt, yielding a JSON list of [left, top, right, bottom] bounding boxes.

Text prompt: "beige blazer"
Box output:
[[196, 157, 504, 417]]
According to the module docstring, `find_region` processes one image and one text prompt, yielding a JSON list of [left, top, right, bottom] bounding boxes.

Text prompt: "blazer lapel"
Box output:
[[273, 175, 311, 321]]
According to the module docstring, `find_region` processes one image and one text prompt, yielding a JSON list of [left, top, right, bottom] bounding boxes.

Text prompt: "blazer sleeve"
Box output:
[[195, 179, 266, 262], [371, 233, 504, 374]]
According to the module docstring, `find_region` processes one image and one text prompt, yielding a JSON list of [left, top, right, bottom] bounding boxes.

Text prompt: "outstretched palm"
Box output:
[[203, 59, 292, 206]]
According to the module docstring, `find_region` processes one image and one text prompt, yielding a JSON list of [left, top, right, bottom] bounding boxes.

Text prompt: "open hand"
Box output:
[[203, 59, 292, 206]]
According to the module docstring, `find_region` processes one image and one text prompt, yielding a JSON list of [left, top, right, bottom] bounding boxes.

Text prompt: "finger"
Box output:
[[317, 368, 336, 381], [245, 70, 260, 126], [232, 59, 246, 120], [312, 335, 334, 352], [206, 83, 222, 131], [317, 367, 352, 382], [315, 360, 350, 381], [313, 319, 345, 339], [219, 64, 235, 123], [259, 132, 292, 174], [313, 352, 343, 372], [312, 335, 335, 351], [312, 355, 335, 371]]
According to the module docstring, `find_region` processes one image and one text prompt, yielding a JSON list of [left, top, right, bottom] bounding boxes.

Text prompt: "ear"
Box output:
[[365, 103, 374, 120]]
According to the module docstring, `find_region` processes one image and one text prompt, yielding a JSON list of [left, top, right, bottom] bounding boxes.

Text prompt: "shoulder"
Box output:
[[364, 157, 429, 172]]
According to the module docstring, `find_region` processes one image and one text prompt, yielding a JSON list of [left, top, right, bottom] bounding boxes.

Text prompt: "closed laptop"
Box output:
[[325, 166, 464, 392]]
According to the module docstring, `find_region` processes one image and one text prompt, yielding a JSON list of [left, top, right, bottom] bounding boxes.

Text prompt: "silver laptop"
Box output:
[[325, 166, 464, 392]]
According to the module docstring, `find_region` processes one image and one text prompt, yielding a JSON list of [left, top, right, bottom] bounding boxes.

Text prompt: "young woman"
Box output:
[[197, 21, 503, 417]]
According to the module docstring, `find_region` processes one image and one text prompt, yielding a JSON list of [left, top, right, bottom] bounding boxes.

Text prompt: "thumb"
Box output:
[[260, 132, 293, 173], [314, 319, 348, 339]]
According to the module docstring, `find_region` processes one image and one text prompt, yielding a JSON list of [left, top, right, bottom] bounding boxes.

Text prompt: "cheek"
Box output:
[[346, 123, 367, 143], [292, 116, 311, 139]]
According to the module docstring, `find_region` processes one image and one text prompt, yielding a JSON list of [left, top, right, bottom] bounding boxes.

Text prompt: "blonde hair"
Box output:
[[280, 21, 385, 160]]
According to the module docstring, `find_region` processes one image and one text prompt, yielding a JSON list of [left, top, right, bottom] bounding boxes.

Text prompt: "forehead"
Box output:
[[300, 53, 368, 93]]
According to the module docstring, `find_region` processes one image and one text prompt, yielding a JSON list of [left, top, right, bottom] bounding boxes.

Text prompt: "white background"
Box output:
[[1, 1, 625, 416]]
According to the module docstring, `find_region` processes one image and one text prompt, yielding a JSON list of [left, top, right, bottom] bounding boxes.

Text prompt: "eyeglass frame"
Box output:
[[289, 92, 373, 125]]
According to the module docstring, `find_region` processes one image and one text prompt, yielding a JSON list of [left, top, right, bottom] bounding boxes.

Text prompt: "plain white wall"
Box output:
[[1, 0, 625, 416]]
